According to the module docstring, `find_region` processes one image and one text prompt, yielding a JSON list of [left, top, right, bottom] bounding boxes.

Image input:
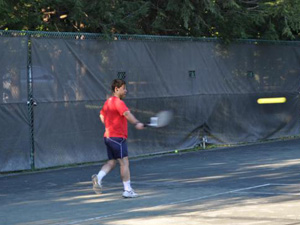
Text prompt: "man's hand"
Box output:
[[135, 122, 144, 130]]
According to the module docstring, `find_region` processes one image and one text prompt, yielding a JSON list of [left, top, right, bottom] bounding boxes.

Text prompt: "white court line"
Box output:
[[269, 183, 299, 186], [236, 183, 300, 196], [238, 191, 300, 196], [57, 183, 270, 225]]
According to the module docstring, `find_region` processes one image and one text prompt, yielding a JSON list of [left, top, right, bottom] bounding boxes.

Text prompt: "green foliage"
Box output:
[[0, 0, 299, 41], [261, 0, 300, 40]]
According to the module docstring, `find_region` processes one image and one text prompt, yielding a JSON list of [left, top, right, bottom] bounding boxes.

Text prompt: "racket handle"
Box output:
[[144, 123, 156, 127]]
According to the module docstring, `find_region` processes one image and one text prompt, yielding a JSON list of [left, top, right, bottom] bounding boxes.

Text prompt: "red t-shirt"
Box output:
[[100, 96, 129, 139]]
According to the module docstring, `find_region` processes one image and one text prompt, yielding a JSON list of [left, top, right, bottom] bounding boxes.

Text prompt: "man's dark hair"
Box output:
[[111, 79, 126, 92]]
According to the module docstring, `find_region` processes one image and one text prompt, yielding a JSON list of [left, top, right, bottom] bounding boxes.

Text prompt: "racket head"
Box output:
[[155, 110, 173, 127]]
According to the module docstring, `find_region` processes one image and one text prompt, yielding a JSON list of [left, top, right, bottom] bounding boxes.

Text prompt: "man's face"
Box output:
[[115, 84, 127, 99]]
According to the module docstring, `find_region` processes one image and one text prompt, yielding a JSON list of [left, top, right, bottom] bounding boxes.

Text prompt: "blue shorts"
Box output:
[[104, 137, 128, 160]]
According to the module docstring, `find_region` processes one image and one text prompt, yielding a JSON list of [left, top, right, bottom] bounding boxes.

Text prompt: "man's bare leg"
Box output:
[[118, 157, 130, 183], [92, 159, 116, 194], [118, 157, 138, 198], [100, 159, 117, 174]]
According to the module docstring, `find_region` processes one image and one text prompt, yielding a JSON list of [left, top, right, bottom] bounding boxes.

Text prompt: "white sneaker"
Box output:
[[122, 189, 138, 198], [92, 174, 102, 194]]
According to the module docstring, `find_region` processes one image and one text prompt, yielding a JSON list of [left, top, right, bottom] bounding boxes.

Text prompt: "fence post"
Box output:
[[27, 36, 35, 170]]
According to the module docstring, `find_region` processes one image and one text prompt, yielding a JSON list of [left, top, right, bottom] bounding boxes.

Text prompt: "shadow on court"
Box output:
[[1, 138, 300, 225]]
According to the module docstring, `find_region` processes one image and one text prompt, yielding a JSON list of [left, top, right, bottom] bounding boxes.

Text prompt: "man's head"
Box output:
[[111, 79, 127, 99]]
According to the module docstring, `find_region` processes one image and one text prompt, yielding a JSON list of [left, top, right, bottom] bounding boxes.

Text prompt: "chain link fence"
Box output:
[[1, 30, 300, 172]]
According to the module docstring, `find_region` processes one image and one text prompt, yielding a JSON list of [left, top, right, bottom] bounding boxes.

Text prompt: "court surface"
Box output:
[[1, 138, 300, 225]]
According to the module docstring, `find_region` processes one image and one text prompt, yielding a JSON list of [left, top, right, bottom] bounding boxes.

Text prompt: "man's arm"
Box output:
[[123, 111, 144, 130]]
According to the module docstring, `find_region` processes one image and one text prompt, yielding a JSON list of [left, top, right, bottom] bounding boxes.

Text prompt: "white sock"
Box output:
[[97, 171, 106, 185], [123, 180, 132, 192]]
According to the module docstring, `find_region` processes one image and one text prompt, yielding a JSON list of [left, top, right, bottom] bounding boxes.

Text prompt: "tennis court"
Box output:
[[1, 138, 300, 225]]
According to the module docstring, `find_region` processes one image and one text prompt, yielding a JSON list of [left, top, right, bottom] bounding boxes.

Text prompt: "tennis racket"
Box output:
[[144, 110, 173, 128]]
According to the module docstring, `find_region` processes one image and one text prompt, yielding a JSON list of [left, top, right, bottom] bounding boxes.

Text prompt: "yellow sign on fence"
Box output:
[[257, 97, 287, 104]]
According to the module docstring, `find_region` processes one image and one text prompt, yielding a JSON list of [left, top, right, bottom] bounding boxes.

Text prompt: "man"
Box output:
[[92, 79, 144, 198]]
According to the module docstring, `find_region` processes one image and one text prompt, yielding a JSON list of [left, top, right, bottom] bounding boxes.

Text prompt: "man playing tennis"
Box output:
[[92, 79, 144, 198]]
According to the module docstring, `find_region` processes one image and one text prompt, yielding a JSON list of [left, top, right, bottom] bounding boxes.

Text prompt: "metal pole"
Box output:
[[202, 136, 207, 149], [27, 36, 35, 170]]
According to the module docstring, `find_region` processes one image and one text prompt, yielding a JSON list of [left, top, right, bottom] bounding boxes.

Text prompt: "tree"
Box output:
[[259, 0, 300, 40], [0, 0, 299, 41]]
